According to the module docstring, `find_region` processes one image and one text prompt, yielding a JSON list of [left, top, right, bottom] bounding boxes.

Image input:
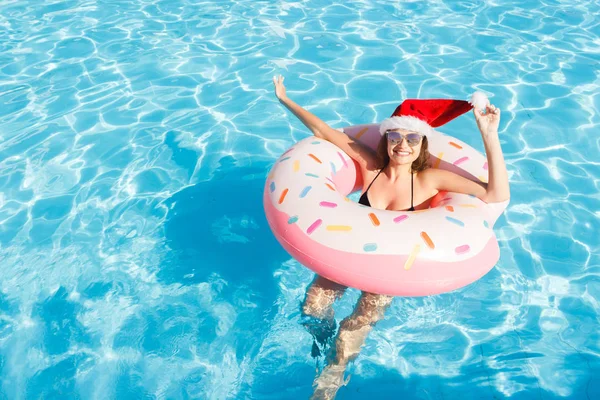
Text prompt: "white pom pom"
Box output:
[[469, 91, 489, 111]]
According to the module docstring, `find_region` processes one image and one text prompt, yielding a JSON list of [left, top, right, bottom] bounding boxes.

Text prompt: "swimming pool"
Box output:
[[0, 0, 598, 398]]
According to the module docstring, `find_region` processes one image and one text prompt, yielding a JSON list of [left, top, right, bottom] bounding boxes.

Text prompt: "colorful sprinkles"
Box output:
[[445, 216, 465, 227], [394, 215, 408, 223], [308, 153, 322, 163], [319, 201, 337, 208], [449, 141, 463, 149], [368, 213, 380, 226], [338, 152, 348, 168], [453, 156, 469, 166], [270, 181, 276, 193], [299, 186, 312, 198], [420, 232, 435, 249], [434, 152, 444, 168], [455, 244, 470, 255], [326, 225, 352, 232], [363, 243, 378, 252], [293, 160, 300, 172], [307, 219, 322, 235], [404, 245, 421, 270], [278, 188, 289, 204], [288, 216, 298, 224], [355, 127, 369, 139]]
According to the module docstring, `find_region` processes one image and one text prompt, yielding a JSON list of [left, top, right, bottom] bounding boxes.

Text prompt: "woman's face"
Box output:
[[386, 129, 423, 165]]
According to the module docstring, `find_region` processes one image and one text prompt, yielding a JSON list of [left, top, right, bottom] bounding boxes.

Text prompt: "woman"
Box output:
[[272, 75, 510, 399]]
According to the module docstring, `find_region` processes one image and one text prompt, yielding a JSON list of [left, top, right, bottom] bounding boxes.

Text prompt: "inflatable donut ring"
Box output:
[[263, 124, 509, 296]]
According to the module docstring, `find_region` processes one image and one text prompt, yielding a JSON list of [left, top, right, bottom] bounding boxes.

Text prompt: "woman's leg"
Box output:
[[329, 291, 394, 366], [302, 275, 347, 319], [311, 291, 394, 399], [300, 275, 347, 358]]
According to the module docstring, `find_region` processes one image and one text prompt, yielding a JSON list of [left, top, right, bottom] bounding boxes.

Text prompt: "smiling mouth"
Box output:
[[393, 149, 411, 156]]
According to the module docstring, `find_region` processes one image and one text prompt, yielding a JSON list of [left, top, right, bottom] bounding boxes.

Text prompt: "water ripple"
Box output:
[[0, 0, 599, 398]]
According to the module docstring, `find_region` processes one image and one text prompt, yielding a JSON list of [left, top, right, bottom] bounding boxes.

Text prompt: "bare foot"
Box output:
[[310, 364, 350, 400]]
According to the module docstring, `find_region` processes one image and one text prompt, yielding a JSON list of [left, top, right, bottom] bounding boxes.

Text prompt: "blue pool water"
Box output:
[[0, 0, 599, 398]]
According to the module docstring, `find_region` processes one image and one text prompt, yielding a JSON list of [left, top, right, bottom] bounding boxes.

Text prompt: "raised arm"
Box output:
[[426, 102, 510, 204], [273, 75, 377, 170], [473, 102, 510, 203]]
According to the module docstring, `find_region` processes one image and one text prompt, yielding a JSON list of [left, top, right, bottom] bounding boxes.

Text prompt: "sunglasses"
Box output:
[[386, 130, 424, 146]]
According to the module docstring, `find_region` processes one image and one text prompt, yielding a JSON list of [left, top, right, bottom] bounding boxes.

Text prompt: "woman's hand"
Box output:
[[273, 75, 287, 101], [473, 101, 510, 203], [473, 103, 500, 138]]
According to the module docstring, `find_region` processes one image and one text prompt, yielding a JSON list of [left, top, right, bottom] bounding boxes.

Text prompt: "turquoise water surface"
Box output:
[[0, 0, 599, 399]]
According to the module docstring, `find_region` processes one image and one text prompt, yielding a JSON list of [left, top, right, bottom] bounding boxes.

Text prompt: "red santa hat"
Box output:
[[379, 92, 489, 135]]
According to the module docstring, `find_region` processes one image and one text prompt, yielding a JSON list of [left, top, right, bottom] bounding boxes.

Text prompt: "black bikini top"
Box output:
[[358, 169, 415, 211]]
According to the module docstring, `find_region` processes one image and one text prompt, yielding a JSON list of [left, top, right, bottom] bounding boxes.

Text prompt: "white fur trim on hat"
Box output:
[[379, 116, 433, 136], [469, 91, 489, 111]]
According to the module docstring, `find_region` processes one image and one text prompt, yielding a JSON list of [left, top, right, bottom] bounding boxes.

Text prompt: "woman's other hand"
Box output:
[[474, 103, 501, 138], [273, 75, 287, 101]]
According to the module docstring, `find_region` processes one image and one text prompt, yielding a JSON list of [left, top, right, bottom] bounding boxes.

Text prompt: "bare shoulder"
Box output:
[[420, 168, 453, 180], [418, 168, 455, 190], [359, 165, 381, 188], [420, 167, 487, 198], [418, 168, 442, 182]]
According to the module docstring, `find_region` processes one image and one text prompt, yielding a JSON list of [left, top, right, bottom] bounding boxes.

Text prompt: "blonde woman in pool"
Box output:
[[273, 75, 509, 399]]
